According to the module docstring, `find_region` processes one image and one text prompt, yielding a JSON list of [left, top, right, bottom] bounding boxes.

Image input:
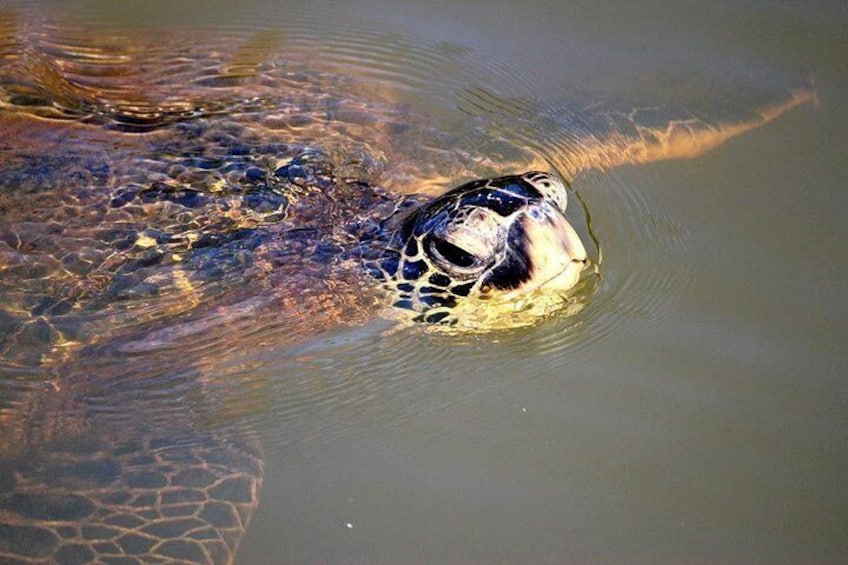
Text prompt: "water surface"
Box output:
[[1, 1, 846, 564]]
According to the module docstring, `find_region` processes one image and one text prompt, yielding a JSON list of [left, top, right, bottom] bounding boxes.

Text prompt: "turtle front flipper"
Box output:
[[0, 383, 263, 565], [553, 84, 815, 176], [566, 88, 815, 172]]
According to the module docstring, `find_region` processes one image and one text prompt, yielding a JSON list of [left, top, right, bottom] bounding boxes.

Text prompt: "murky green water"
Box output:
[[1, 0, 846, 563]]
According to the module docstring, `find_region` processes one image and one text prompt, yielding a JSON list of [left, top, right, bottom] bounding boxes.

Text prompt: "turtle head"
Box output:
[[373, 171, 590, 326]]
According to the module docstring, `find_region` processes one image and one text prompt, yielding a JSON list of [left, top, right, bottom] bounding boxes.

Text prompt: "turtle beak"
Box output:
[[521, 203, 588, 292]]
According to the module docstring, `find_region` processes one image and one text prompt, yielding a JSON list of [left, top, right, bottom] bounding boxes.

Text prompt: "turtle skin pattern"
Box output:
[[0, 433, 262, 564]]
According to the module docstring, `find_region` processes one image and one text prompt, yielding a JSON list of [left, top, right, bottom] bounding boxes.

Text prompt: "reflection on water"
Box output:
[[2, 0, 845, 563]]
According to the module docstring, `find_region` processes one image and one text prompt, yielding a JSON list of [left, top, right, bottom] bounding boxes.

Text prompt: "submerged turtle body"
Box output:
[[0, 424, 263, 563], [0, 16, 813, 565], [0, 99, 597, 564]]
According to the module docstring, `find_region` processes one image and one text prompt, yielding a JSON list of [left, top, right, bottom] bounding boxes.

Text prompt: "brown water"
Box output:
[[1, 1, 846, 564]]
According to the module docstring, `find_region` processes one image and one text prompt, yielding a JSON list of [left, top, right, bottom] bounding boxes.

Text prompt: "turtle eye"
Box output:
[[430, 237, 478, 269]]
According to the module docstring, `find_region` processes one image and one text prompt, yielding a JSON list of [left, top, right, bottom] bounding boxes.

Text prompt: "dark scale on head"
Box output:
[[401, 259, 428, 280], [481, 221, 531, 291], [496, 177, 543, 199], [423, 311, 455, 325], [405, 238, 419, 257], [457, 189, 526, 217], [428, 273, 451, 287], [378, 256, 399, 277], [393, 299, 415, 310], [394, 209, 421, 242], [449, 281, 475, 297], [366, 264, 386, 280]]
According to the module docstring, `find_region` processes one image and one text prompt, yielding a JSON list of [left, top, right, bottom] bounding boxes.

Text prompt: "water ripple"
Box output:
[[0, 5, 779, 460]]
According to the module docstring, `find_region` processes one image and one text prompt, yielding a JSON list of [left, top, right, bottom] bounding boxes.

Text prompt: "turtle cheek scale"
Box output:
[[401, 259, 429, 281], [480, 221, 532, 292]]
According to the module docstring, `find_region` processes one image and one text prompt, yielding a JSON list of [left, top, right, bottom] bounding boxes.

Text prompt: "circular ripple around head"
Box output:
[[562, 170, 693, 355], [427, 167, 694, 366], [230, 317, 559, 450]]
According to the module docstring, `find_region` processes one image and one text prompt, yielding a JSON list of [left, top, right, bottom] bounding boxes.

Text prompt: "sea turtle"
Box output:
[[0, 18, 812, 565]]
